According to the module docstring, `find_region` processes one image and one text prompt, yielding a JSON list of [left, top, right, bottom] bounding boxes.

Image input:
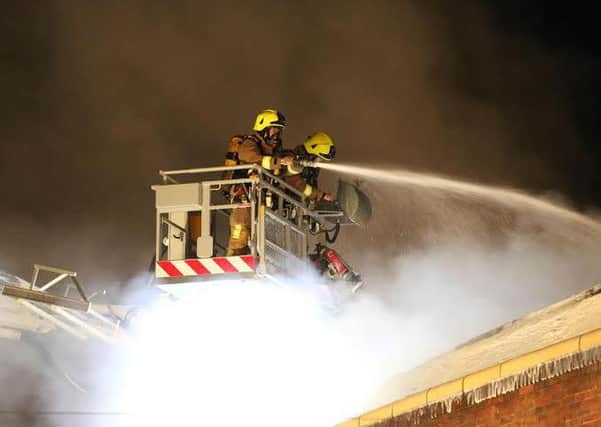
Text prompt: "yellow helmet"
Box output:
[[253, 109, 287, 132], [304, 131, 336, 161]]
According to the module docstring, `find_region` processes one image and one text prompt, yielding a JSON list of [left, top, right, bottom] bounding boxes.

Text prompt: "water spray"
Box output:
[[300, 161, 601, 233]]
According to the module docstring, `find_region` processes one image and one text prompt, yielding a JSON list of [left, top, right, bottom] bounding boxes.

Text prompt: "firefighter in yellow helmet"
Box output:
[[226, 109, 294, 256], [285, 131, 336, 202]]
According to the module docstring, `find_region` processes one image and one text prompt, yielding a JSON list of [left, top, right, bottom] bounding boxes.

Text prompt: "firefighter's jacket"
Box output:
[[237, 135, 286, 172]]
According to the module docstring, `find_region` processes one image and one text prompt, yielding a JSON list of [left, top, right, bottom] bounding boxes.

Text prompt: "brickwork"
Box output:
[[377, 361, 601, 427]]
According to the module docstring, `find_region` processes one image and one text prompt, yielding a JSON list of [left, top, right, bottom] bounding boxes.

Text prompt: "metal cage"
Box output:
[[151, 164, 346, 284]]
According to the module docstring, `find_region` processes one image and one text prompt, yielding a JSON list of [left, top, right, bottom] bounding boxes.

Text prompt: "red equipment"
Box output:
[[310, 243, 363, 293]]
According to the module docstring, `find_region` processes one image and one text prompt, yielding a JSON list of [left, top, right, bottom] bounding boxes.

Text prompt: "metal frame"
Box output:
[[30, 264, 89, 302], [1, 265, 122, 343], [153, 164, 346, 278]]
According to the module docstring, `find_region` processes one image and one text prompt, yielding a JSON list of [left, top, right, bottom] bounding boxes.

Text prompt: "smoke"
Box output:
[[2, 1, 601, 426], [352, 232, 601, 411], [0, 270, 129, 427], [1, 1, 599, 281], [0, 333, 92, 427], [82, 201, 601, 427], [2, 175, 601, 426]]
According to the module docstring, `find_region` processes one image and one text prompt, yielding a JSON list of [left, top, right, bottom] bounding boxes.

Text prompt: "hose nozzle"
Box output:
[[297, 159, 319, 168]]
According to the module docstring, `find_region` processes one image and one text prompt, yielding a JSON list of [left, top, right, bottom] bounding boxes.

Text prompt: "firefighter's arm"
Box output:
[[261, 155, 292, 171], [262, 150, 294, 171], [237, 139, 292, 171], [305, 185, 335, 201], [285, 175, 333, 201]]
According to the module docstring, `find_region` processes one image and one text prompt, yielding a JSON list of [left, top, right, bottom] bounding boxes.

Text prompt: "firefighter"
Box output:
[[285, 131, 336, 202], [226, 109, 294, 256]]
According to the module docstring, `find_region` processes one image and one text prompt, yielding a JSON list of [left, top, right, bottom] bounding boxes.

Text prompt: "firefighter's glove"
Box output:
[[322, 192, 336, 202], [278, 155, 294, 166]]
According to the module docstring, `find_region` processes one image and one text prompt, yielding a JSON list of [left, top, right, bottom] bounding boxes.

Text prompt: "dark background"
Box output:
[[1, 1, 600, 288], [1, 4, 600, 425]]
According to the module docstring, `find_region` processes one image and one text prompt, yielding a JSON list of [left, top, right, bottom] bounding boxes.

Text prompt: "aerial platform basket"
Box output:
[[151, 164, 365, 288]]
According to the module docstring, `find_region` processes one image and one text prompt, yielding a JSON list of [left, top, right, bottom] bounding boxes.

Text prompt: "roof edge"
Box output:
[[337, 326, 601, 427], [455, 283, 601, 351]]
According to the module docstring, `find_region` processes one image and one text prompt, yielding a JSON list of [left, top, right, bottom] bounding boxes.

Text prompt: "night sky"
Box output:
[[1, 1, 600, 287], [1, 4, 601, 425]]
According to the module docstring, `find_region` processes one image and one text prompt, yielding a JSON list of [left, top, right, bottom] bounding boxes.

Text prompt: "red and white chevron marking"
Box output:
[[156, 256, 256, 278]]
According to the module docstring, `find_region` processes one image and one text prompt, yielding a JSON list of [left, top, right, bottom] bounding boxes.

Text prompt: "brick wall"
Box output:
[[377, 361, 601, 426]]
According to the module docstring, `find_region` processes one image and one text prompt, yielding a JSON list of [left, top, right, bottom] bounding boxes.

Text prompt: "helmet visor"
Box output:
[[320, 145, 336, 161]]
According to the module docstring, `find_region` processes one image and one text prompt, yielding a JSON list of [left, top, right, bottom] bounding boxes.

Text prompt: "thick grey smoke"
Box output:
[[1, 2, 601, 426], [4, 174, 601, 427], [0, 1, 598, 281], [327, 164, 601, 413], [0, 334, 87, 427]]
